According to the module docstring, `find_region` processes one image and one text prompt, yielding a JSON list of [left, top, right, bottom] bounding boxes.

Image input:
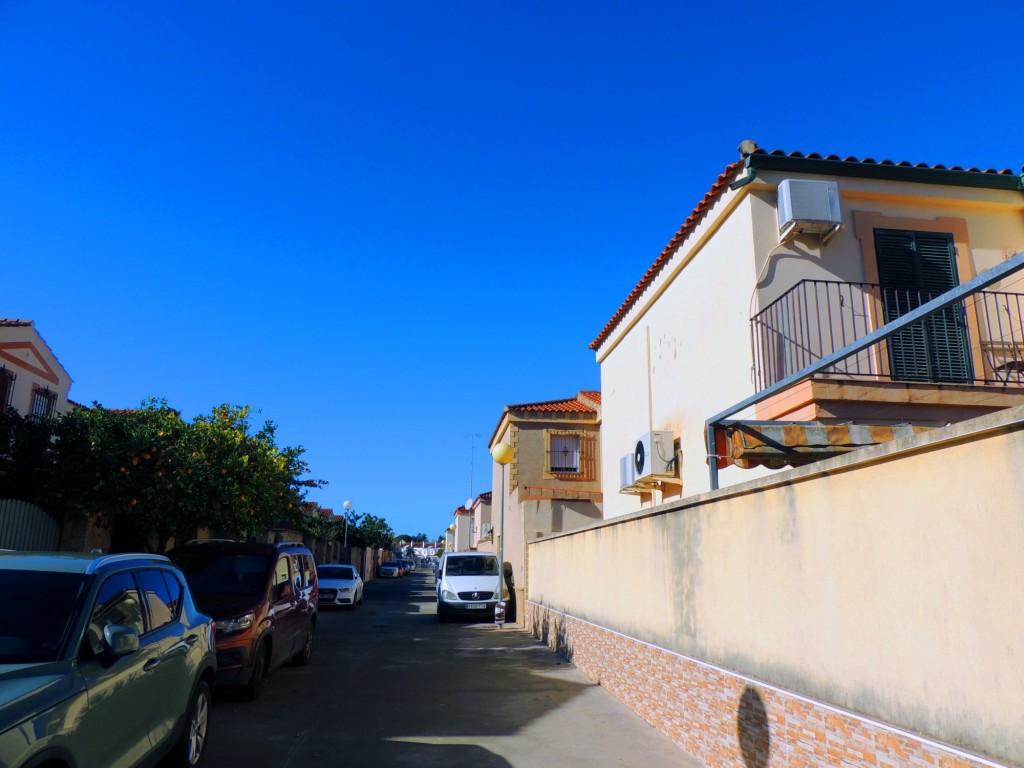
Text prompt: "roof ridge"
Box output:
[[590, 159, 745, 350], [591, 145, 1024, 351]]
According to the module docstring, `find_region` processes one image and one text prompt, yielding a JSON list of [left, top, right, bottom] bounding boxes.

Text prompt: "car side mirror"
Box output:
[[276, 581, 293, 601], [103, 624, 140, 657]]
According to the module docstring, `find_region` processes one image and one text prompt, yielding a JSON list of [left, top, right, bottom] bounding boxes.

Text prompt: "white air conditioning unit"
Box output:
[[777, 179, 842, 244], [619, 454, 636, 490], [633, 431, 675, 481]]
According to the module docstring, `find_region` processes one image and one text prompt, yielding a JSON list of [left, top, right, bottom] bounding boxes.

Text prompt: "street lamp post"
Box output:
[[490, 442, 514, 628], [343, 500, 353, 564]]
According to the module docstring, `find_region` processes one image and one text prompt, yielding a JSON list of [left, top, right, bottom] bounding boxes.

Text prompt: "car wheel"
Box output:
[[170, 679, 211, 767], [293, 621, 314, 666], [241, 641, 269, 701]]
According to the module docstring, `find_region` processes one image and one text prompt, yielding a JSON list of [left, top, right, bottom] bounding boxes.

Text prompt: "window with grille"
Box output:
[[31, 387, 56, 420], [0, 367, 13, 410], [549, 433, 581, 474]]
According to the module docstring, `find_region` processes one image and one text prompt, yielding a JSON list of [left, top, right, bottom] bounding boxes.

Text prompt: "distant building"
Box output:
[[0, 319, 73, 419]]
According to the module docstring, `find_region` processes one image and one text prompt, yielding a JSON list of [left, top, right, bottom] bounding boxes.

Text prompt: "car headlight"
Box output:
[[218, 612, 255, 635], [340, 587, 351, 593], [441, 589, 458, 601]]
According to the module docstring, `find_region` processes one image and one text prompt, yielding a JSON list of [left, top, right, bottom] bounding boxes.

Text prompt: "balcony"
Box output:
[[749, 279, 1024, 423]]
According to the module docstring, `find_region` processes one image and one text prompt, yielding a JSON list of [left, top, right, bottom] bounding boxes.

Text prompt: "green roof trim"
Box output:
[[745, 153, 1024, 192]]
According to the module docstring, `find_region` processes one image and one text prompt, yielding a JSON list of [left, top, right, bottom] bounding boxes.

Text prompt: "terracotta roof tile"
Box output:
[[590, 147, 1024, 352], [589, 160, 744, 351], [509, 398, 594, 413], [507, 392, 599, 414]]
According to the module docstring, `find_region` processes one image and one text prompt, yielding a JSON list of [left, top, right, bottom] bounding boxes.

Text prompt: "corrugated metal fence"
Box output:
[[0, 499, 61, 550]]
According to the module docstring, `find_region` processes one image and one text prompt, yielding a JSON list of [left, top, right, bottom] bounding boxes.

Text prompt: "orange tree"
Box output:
[[47, 399, 322, 551]]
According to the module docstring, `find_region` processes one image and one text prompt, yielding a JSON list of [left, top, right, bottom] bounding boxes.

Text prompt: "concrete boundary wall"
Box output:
[[526, 406, 1024, 767]]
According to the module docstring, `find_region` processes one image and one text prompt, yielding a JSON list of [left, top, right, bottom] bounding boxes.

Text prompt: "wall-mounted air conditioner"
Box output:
[[633, 431, 675, 481], [480, 523, 492, 538], [777, 179, 842, 244], [619, 454, 635, 490]]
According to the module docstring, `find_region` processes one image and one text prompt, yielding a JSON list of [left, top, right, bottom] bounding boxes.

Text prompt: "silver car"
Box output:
[[0, 551, 217, 767]]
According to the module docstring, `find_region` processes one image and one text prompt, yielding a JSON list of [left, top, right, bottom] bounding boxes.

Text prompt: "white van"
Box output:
[[435, 552, 502, 622]]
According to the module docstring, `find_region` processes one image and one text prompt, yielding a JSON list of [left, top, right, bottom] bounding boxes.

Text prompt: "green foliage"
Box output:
[[298, 505, 351, 541], [353, 514, 394, 550], [5, 398, 324, 551], [0, 407, 57, 502]]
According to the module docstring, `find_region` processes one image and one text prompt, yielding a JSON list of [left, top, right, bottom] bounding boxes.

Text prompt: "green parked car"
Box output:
[[0, 551, 217, 767]]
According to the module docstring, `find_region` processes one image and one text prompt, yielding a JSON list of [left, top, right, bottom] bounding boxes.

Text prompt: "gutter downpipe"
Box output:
[[728, 159, 758, 190], [706, 249, 1024, 490]]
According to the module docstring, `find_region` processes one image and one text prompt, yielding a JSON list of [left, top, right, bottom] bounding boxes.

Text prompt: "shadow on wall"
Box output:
[[738, 686, 770, 768], [532, 608, 575, 663]]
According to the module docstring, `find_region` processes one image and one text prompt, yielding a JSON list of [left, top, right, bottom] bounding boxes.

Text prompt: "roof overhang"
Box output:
[[744, 152, 1024, 191]]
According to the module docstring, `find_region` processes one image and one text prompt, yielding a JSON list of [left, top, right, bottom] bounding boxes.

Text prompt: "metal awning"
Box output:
[[722, 421, 931, 469]]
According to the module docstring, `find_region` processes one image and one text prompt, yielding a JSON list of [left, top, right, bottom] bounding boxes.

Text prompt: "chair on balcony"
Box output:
[[982, 340, 1024, 384]]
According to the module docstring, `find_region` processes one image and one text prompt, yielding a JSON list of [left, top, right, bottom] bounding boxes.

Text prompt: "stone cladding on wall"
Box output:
[[526, 601, 1004, 768]]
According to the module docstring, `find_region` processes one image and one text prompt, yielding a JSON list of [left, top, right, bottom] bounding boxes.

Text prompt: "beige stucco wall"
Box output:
[[453, 508, 472, 551], [470, 498, 491, 550], [529, 406, 1024, 765], [598, 191, 774, 519], [492, 414, 602, 600], [596, 170, 1024, 519]]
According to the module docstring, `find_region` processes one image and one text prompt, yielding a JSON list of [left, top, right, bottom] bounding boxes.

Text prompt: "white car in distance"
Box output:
[[317, 564, 364, 608]]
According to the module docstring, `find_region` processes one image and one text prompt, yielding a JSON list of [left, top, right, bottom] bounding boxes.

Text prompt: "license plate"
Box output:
[[466, 603, 486, 610]]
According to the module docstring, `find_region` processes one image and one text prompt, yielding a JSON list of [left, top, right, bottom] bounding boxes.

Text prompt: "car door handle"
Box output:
[[184, 634, 199, 647], [144, 657, 161, 672]]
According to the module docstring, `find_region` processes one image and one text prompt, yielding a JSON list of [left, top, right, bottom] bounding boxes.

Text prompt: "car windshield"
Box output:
[[319, 566, 355, 580], [0, 571, 87, 663], [171, 552, 271, 597], [445, 556, 499, 576], [382, 561, 398, 567]]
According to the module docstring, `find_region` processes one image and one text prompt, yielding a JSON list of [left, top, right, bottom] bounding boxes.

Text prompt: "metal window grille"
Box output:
[[549, 434, 581, 473], [31, 387, 56, 420], [0, 367, 13, 410]]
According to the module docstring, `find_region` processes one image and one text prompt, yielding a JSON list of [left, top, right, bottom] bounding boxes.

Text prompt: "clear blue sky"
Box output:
[[3, 1, 1022, 540]]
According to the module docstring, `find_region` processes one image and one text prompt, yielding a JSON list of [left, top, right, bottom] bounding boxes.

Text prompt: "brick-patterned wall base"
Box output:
[[526, 602, 1006, 768]]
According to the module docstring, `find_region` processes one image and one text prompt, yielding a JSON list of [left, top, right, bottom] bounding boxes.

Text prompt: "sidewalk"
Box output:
[[401, 618, 702, 768]]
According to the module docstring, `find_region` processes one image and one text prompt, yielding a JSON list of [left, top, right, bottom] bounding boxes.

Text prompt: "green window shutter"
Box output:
[[874, 229, 972, 383]]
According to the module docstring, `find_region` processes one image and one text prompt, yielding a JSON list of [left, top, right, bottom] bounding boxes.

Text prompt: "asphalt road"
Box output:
[[196, 570, 697, 768]]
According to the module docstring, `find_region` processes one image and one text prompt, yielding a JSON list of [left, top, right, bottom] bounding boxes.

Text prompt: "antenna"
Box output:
[[464, 433, 481, 500]]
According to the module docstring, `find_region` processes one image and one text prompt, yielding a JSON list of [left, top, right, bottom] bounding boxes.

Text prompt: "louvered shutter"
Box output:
[[874, 229, 972, 383]]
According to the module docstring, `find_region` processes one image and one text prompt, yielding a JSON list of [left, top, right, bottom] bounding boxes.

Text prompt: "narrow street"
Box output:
[[197, 570, 695, 768]]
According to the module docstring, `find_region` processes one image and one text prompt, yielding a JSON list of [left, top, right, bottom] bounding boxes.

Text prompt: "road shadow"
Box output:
[[200, 570, 622, 768]]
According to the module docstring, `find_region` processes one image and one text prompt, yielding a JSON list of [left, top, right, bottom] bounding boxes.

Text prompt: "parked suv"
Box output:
[[168, 540, 318, 700], [0, 551, 217, 768], [435, 551, 502, 622]]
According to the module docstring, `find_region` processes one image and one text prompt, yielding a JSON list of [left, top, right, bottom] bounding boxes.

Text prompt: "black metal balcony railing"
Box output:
[[750, 280, 1024, 390]]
